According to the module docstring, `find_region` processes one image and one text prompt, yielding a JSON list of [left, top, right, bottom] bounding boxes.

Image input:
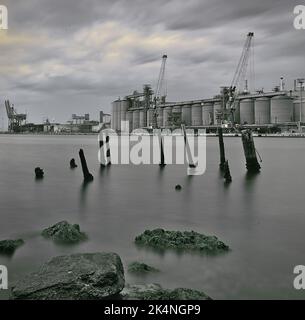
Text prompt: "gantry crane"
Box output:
[[152, 54, 167, 128], [5, 100, 27, 132], [217, 32, 254, 125]]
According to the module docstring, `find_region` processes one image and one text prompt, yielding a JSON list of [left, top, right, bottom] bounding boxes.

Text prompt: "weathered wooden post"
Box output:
[[223, 160, 232, 183], [98, 134, 106, 167], [105, 135, 111, 166], [241, 129, 261, 173], [218, 126, 226, 170], [159, 134, 166, 167], [181, 124, 196, 168], [79, 149, 94, 182]]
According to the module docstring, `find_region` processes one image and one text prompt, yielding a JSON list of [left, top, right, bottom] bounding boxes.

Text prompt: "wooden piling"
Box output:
[[223, 160, 232, 183], [79, 149, 94, 182], [181, 124, 196, 168], [159, 134, 166, 167], [105, 136, 111, 166], [241, 129, 261, 173], [218, 127, 226, 170]]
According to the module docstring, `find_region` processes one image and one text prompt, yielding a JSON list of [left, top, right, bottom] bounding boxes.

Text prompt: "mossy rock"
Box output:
[[128, 262, 160, 274]]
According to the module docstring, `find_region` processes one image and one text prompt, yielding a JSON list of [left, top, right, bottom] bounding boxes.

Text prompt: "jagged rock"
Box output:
[[135, 229, 229, 254], [0, 239, 24, 254], [42, 221, 87, 243], [128, 262, 159, 274], [35, 167, 44, 179], [11, 252, 125, 300], [121, 284, 211, 300], [175, 184, 182, 190]]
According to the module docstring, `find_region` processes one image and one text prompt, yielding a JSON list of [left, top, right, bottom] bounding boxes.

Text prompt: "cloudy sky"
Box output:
[[0, 0, 303, 126]]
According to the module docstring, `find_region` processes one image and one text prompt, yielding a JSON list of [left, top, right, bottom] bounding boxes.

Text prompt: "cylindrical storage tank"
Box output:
[[181, 105, 191, 126], [213, 101, 222, 125], [202, 102, 214, 125], [270, 95, 293, 124], [132, 110, 140, 130], [116, 100, 121, 131], [157, 108, 163, 127], [120, 100, 129, 131], [147, 109, 154, 127], [126, 111, 133, 132], [233, 101, 240, 124], [240, 99, 254, 124], [163, 106, 172, 127], [293, 99, 305, 122], [254, 97, 270, 124], [111, 101, 117, 130], [139, 109, 145, 128], [191, 104, 202, 126]]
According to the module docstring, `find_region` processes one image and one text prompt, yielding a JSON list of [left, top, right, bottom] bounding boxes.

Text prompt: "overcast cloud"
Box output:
[[0, 0, 303, 126]]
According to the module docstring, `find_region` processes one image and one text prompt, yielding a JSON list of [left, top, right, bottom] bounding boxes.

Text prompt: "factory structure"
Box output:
[[111, 33, 305, 134]]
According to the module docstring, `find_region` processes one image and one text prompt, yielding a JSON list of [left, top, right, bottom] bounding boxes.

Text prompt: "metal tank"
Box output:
[[126, 111, 133, 132], [116, 100, 121, 131], [293, 98, 305, 122], [120, 100, 129, 131], [163, 106, 172, 127], [202, 102, 214, 125], [270, 95, 293, 123], [111, 101, 117, 130], [254, 97, 270, 124], [157, 108, 163, 128], [146, 109, 154, 127], [233, 101, 240, 124], [213, 101, 222, 125], [191, 104, 202, 126], [139, 109, 145, 128], [132, 110, 140, 130], [240, 99, 254, 124], [181, 105, 191, 126]]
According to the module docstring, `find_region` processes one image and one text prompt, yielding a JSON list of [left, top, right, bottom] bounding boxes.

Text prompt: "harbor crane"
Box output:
[[152, 54, 167, 128], [218, 32, 254, 125], [4, 100, 27, 132]]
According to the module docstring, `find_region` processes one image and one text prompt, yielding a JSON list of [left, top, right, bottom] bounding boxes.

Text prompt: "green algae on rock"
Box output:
[[135, 229, 229, 253], [128, 262, 160, 274]]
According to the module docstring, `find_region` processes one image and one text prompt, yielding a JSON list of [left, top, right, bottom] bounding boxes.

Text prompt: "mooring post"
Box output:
[[159, 133, 166, 167], [79, 149, 94, 181], [181, 124, 196, 168], [223, 160, 232, 183], [218, 126, 226, 170], [98, 134, 106, 167], [105, 136, 111, 166], [241, 129, 261, 173]]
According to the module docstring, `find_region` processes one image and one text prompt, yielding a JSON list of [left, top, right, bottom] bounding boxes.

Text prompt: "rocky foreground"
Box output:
[[0, 239, 24, 255], [11, 252, 211, 300], [135, 229, 229, 254]]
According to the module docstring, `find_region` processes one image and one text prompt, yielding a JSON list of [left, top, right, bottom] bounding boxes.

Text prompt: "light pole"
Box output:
[[297, 79, 304, 132]]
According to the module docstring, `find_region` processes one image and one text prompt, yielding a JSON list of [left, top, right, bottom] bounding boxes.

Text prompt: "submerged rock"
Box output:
[[11, 252, 125, 300], [0, 239, 24, 254], [35, 167, 44, 179], [135, 229, 229, 254], [42, 221, 87, 243], [128, 262, 160, 274], [121, 284, 211, 300]]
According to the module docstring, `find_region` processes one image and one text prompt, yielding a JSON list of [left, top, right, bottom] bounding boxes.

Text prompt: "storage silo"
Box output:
[[157, 108, 163, 127], [111, 101, 117, 130], [254, 97, 270, 124], [293, 98, 305, 122], [202, 102, 214, 125], [132, 110, 140, 130], [120, 100, 129, 131], [213, 101, 222, 125], [163, 106, 172, 127], [233, 101, 240, 124], [116, 100, 122, 131], [147, 109, 154, 127], [191, 104, 202, 126], [240, 99, 254, 124], [139, 109, 145, 128], [126, 111, 133, 132], [270, 95, 293, 123], [181, 105, 191, 126]]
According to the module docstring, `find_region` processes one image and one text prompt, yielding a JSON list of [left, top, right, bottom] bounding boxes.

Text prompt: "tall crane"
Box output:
[[220, 32, 254, 125], [152, 54, 167, 128], [5, 100, 27, 132]]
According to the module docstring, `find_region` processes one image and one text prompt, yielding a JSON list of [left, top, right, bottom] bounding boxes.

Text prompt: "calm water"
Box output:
[[0, 134, 305, 300]]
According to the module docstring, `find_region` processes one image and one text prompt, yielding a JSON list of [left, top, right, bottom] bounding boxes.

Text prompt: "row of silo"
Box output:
[[293, 98, 305, 122]]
